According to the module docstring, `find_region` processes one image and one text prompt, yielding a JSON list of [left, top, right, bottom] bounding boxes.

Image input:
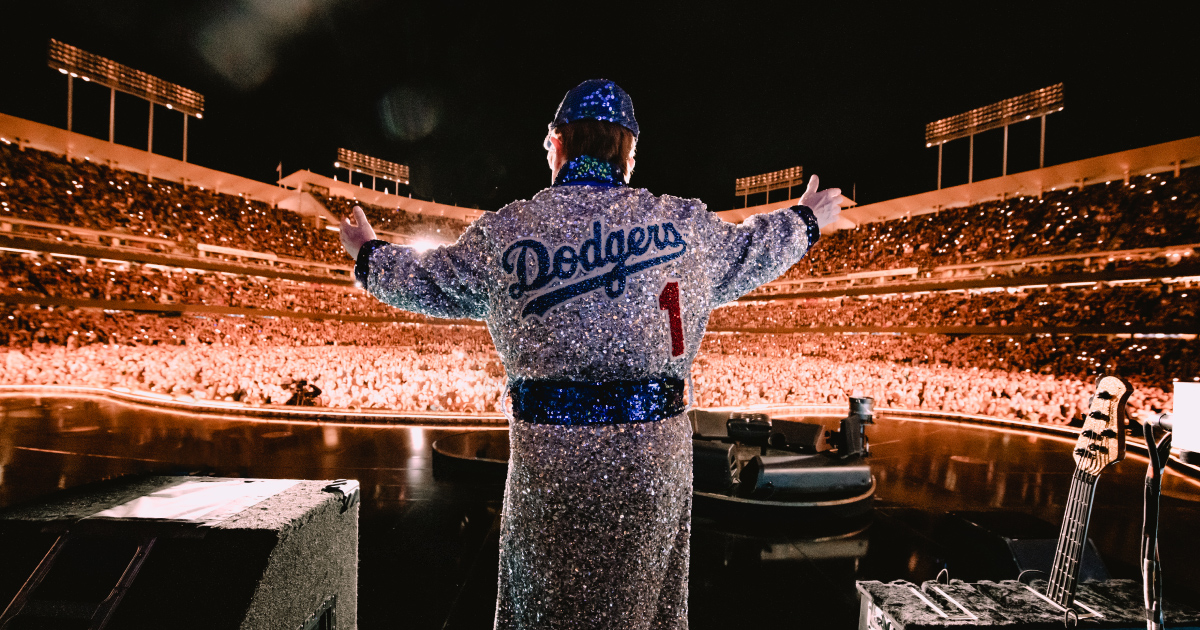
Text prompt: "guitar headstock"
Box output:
[[1073, 374, 1131, 474]]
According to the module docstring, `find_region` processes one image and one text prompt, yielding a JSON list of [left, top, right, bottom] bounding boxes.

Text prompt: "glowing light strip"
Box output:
[[48, 39, 204, 117], [16, 445, 169, 464], [925, 83, 1064, 145]]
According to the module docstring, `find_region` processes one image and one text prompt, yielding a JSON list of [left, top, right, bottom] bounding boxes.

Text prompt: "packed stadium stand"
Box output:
[[711, 284, 1198, 330], [1, 117, 1197, 424], [791, 169, 1200, 276], [0, 142, 346, 263], [318, 193, 467, 238], [2, 250, 1194, 331]]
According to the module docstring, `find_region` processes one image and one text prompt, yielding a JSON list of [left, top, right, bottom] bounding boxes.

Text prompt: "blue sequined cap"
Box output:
[[550, 79, 639, 137]]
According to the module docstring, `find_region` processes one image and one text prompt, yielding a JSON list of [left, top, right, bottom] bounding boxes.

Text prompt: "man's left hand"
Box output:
[[798, 175, 845, 229], [340, 206, 377, 260]]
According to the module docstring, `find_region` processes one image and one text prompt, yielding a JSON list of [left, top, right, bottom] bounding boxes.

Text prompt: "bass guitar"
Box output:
[[1044, 374, 1132, 613]]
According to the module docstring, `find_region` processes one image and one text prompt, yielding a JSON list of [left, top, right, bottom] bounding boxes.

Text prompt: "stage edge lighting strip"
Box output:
[[735, 165, 803, 196], [336, 148, 410, 185], [47, 39, 205, 117], [925, 83, 1064, 145]]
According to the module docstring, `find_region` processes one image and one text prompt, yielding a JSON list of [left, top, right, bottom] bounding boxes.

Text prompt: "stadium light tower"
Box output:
[[48, 39, 205, 162], [335, 148, 410, 194], [925, 83, 1064, 189], [735, 165, 803, 207]]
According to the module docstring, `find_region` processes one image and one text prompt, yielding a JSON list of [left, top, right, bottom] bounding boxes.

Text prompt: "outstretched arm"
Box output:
[[340, 206, 492, 320], [702, 175, 843, 305]]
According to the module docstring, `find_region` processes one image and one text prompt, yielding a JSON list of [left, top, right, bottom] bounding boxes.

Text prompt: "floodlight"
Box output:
[[336, 148, 410, 185], [735, 165, 804, 198], [925, 83, 1063, 145], [48, 39, 205, 117], [926, 83, 1065, 187]]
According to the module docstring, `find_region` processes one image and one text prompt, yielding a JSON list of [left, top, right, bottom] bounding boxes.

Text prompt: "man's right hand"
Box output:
[[340, 206, 377, 260], [798, 175, 845, 229]]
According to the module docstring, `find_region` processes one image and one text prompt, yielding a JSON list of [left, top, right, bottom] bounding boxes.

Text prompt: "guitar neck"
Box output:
[[1046, 469, 1099, 608]]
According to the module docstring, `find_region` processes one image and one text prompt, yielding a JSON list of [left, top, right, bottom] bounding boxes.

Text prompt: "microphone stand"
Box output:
[[1141, 415, 1172, 630]]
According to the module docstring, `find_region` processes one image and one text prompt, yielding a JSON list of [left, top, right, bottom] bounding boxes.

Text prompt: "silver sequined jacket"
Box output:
[[359, 186, 819, 383]]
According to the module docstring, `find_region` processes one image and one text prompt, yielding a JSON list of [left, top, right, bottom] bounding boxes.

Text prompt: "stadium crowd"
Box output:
[[788, 168, 1200, 278], [0, 251, 410, 318], [318, 194, 467, 238], [0, 306, 1188, 421], [0, 308, 501, 411], [1, 142, 1196, 423], [5, 144, 1198, 286], [3, 252, 1194, 331], [0, 144, 464, 265], [711, 284, 1197, 329]]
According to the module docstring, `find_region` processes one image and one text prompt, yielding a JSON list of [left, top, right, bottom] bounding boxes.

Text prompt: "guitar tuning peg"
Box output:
[[1100, 429, 1117, 438], [1081, 430, 1098, 439], [1088, 444, 1109, 454], [1075, 448, 1091, 457], [1089, 410, 1111, 421], [1096, 391, 1115, 400]]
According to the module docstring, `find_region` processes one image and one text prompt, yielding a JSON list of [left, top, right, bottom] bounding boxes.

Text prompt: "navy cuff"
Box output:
[[793, 205, 821, 246], [354, 239, 389, 287]]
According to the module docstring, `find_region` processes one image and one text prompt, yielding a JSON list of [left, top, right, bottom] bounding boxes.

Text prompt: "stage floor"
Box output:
[[2, 395, 1198, 628]]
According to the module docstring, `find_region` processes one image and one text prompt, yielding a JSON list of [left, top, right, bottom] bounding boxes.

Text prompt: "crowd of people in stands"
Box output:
[[0, 144, 465, 265], [4, 251, 1192, 331], [5, 143, 1198, 284], [0, 251, 417, 318], [318, 194, 467, 238], [0, 306, 471, 348], [0, 305, 1189, 421], [712, 283, 1197, 330], [1, 141, 1196, 422], [0, 309, 501, 412], [788, 168, 1200, 278], [749, 245, 1199, 299]]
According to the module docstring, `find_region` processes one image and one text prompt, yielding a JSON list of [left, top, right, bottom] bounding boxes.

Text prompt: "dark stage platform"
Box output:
[[2, 395, 1198, 629]]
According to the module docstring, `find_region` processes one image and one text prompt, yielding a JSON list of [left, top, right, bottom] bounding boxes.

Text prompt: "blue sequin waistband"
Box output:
[[509, 377, 686, 425]]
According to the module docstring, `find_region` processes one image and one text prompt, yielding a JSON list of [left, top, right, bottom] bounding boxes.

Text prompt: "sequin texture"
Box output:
[[509, 377, 685, 425], [550, 79, 640, 136], [363, 183, 817, 629], [553, 155, 625, 188], [497, 413, 692, 629]]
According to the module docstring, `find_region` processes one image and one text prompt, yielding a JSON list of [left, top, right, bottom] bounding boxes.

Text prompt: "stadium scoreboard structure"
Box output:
[[926, 83, 1064, 188], [735, 165, 803, 207], [336, 148, 411, 191], [47, 39, 205, 161]]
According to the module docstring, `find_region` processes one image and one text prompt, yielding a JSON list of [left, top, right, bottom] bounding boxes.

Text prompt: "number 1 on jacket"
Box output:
[[658, 281, 684, 357]]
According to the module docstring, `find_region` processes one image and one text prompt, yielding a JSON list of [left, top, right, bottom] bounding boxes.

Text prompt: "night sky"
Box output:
[[2, 1, 1198, 212]]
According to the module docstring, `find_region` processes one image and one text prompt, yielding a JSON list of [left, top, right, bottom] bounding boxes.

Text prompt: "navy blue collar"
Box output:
[[553, 155, 626, 188]]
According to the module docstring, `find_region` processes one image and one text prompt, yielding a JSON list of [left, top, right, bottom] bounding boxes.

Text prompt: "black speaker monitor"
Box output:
[[0, 475, 359, 630]]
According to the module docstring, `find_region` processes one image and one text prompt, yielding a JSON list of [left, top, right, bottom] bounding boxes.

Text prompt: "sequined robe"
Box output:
[[358, 158, 820, 629]]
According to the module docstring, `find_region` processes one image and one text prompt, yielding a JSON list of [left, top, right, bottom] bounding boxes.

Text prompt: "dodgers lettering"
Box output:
[[502, 220, 687, 318]]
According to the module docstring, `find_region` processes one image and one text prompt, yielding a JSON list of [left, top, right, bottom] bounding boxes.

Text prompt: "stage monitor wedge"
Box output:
[[0, 475, 358, 630]]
